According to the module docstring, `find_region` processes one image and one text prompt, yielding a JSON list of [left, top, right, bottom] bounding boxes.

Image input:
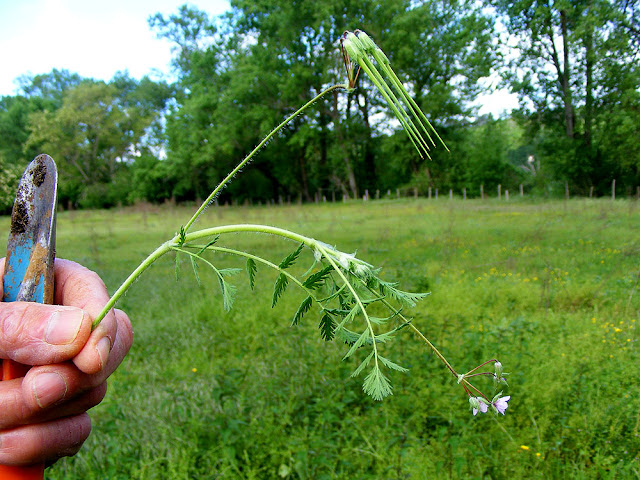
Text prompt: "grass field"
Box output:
[[1, 198, 639, 479]]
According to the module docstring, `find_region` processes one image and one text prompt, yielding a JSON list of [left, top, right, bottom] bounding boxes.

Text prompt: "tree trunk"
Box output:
[[298, 153, 312, 202], [560, 9, 576, 138], [583, 3, 594, 147], [331, 89, 358, 198]]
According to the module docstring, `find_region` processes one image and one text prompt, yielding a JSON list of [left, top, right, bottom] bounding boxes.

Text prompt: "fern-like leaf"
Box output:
[[335, 325, 368, 346], [379, 280, 429, 307], [279, 244, 304, 270], [196, 235, 220, 255], [363, 367, 393, 401], [246, 258, 257, 290], [351, 351, 375, 377], [292, 296, 312, 326], [302, 265, 333, 289], [343, 329, 371, 359], [375, 320, 412, 344], [218, 268, 243, 277], [272, 273, 289, 307], [218, 276, 237, 311], [378, 355, 409, 373], [190, 256, 200, 286], [319, 313, 336, 341], [368, 309, 403, 325]]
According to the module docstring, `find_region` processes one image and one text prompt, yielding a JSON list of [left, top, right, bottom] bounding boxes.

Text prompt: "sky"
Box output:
[[0, 0, 230, 94], [0, 0, 518, 116]]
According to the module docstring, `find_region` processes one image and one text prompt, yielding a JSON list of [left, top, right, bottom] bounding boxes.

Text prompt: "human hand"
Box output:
[[0, 258, 133, 466]]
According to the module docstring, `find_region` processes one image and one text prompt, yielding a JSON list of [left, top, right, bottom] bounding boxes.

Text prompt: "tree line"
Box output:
[[1, 0, 638, 213]]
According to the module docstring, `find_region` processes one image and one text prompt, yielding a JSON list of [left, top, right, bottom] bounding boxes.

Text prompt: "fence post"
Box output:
[[463, 188, 467, 200], [428, 187, 432, 199], [589, 186, 594, 198], [414, 187, 418, 199], [498, 184, 502, 200], [612, 179, 616, 200], [435, 188, 439, 199], [506, 190, 509, 201], [480, 184, 484, 200], [565, 181, 569, 200], [396, 188, 400, 199], [449, 189, 453, 200], [520, 184, 523, 197]]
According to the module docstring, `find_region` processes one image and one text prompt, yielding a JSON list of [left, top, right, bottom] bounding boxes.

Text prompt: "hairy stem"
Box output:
[[182, 84, 347, 233], [91, 243, 171, 329], [93, 224, 323, 327], [313, 243, 380, 367]]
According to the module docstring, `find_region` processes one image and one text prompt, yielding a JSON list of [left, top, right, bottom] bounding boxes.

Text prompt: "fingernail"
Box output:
[[45, 308, 84, 345], [96, 336, 111, 370], [33, 372, 68, 408]]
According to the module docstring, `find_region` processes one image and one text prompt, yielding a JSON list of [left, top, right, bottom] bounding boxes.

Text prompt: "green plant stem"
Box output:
[[464, 359, 498, 376], [362, 283, 459, 379], [182, 83, 347, 234], [93, 224, 322, 328], [313, 243, 380, 371], [175, 244, 314, 298], [407, 323, 459, 378], [91, 243, 171, 329]]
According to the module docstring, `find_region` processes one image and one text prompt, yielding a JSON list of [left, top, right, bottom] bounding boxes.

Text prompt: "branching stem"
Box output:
[[93, 224, 322, 327]]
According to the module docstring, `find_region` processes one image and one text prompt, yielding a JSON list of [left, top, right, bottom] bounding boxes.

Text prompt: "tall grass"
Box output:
[[1, 198, 638, 479]]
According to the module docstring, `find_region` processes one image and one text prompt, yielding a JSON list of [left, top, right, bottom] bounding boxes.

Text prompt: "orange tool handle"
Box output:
[[0, 361, 45, 479]]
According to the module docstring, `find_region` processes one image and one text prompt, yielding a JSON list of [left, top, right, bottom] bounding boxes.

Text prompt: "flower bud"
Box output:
[[355, 30, 377, 52], [345, 31, 366, 50], [341, 37, 360, 62], [494, 361, 503, 377]]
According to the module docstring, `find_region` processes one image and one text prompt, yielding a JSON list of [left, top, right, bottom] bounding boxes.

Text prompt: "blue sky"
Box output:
[[0, 0, 230, 95], [0, 0, 517, 115]]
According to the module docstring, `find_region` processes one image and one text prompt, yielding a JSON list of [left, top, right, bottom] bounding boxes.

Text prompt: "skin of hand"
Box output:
[[0, 258, 133, 466]]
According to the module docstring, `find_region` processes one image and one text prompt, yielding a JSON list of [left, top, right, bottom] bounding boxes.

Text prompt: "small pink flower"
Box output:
[[492, 395, 510, 415], [470, 397, 488, 416]]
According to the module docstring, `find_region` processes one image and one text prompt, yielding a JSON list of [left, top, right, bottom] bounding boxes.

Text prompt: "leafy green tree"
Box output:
[[494, 0, 640, 193], [0, 69, 82, 167], [0, 155, 23, 214], [26, 74, 171, 207], [151, 0, 497, 202]]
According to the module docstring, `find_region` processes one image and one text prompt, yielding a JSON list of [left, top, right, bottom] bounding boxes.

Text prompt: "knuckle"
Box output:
[[0, 304, 33, 358]]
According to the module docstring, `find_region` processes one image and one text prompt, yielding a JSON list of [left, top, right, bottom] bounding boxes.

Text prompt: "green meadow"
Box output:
[[2, 198, 639, 479]]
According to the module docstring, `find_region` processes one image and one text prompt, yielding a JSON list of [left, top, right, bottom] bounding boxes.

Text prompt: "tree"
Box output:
[[151, 0, 497, 202], [494, 0, 640, 193], [0, 69, 82, 167], [26, 74, 171, 207]]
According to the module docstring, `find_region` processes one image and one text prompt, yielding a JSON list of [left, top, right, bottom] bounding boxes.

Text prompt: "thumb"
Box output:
[[0, 303, 91, 366]]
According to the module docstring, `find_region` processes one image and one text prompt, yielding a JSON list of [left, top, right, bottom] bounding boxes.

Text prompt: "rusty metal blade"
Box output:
[[3, 154, 58, 305], [0, 154, 56, 480]]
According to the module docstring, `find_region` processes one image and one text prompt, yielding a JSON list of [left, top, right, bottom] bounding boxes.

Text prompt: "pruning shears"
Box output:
[[1, 155, 58, 479]]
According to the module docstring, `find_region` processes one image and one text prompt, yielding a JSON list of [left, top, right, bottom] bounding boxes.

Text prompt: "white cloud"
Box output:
[[0, 0, 230, 96]]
